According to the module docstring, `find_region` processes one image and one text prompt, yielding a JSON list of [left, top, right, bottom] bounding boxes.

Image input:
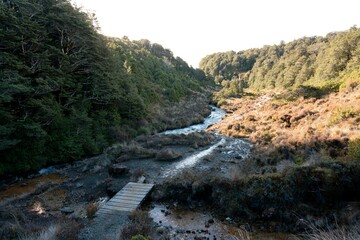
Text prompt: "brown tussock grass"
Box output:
[[0, 174, 66, 202], [209, 89, 360, 162]]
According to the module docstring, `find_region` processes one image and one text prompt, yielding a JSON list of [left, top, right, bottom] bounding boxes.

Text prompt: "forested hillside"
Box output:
[[0, 0, 211, 175], [200, 26, 360, 97]]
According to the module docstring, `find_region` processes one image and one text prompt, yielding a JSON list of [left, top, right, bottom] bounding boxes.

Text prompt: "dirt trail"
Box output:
[[78, 214, 129, 240]]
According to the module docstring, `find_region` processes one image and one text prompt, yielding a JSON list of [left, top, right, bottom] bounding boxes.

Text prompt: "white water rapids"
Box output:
[[161, 105, 252, 178], [161, 106, 226, 135]]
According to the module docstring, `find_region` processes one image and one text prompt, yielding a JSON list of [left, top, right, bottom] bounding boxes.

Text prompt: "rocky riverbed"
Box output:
[[0, 130, 254, 239], [0, 98, 256, 240], [1, 93, 360, 240]]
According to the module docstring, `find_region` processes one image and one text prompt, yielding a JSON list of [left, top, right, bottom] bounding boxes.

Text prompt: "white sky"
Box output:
[[71, 0, 360, 67]]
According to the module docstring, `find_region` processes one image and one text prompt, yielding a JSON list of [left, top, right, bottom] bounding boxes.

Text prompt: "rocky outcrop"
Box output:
[[108, 164, 129, 177]]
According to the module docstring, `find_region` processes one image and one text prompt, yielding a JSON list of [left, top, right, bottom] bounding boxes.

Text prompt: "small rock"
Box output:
[[203, 156, 211, 162], [225, 217, 231, 222], [208, 218, 214, 224], [205, 222, 210, 228], [156, 226, 166, 234], [137, 176, 146, 183], [108, 164, 129, 177]]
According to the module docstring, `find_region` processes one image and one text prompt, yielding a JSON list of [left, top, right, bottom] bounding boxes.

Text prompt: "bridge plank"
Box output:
[[96, 182, 154, 216]]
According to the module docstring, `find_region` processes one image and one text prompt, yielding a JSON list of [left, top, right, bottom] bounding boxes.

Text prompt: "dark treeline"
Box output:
[[0, 0, 211, 175], [200, 26, 360, 98]]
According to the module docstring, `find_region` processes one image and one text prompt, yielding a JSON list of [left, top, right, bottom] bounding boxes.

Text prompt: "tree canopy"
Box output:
[[200, 26, 360, 95], [0, 0, 211, 176]]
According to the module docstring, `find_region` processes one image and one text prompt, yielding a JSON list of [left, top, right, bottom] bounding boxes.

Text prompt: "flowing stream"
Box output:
[[149, 106, 261, 239], [162, 106, 226, 135], [161, 105, 251, 178], [151, 106, 293, 239], [162, 138, 226, 177]]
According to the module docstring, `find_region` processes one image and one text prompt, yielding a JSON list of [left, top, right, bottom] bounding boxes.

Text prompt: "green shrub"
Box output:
[[260, 131, 273, 144], [217, 98, 228, 106], [130, 235, 149, 240], [347, 138, 360, 162], [295, 155, 305, 165], [137, 127, 150, 136], [340, 78, 360, 92], [329, 108, 357, 125]]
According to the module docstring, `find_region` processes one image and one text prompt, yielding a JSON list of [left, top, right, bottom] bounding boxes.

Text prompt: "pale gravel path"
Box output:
[[78, 213, 129, 240]]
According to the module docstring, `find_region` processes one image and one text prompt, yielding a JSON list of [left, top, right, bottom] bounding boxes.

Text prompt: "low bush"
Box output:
[[347, 138, 360, 162], [120, 210, 152, 240], [55, 219, 83, 240], [329, 107, 357, 125], [157, 161, 360, 226], [86, 202, 98, 219]]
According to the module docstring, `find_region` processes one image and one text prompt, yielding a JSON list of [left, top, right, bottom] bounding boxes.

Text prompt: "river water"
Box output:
[[161, 105, 252, 178], [152, 106, 294, 239], [162, 106, 226, 135]]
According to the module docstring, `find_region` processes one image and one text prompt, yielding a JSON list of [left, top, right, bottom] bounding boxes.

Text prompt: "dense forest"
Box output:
[[200, 26, 360, 98], [0, 0, 211, 176]]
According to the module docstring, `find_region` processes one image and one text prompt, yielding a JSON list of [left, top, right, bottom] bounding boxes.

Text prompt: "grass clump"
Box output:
[[120, 210, 152, 240], [85, 202, 98, 219], [301, 223, 360, 240], [329, 107, 357, 125]]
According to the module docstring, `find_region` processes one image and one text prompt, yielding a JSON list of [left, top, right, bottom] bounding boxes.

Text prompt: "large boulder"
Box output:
[[108, 164, 129, 177], [156, 148, 182, 161]]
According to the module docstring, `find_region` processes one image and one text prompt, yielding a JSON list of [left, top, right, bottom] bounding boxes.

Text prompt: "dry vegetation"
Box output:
[[0, 205, 82, 240], [209, 86, 360, 166], [120, 210, 153, 240]]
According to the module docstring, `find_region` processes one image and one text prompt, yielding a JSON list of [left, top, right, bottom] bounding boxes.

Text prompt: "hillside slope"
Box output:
[[209, 87, 360, 170], [200, 27, 360, 97], [0, 0, 212, 176]]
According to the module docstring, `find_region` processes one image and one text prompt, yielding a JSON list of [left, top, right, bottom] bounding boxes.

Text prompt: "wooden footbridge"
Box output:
[[96, 182, 154, 216]]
